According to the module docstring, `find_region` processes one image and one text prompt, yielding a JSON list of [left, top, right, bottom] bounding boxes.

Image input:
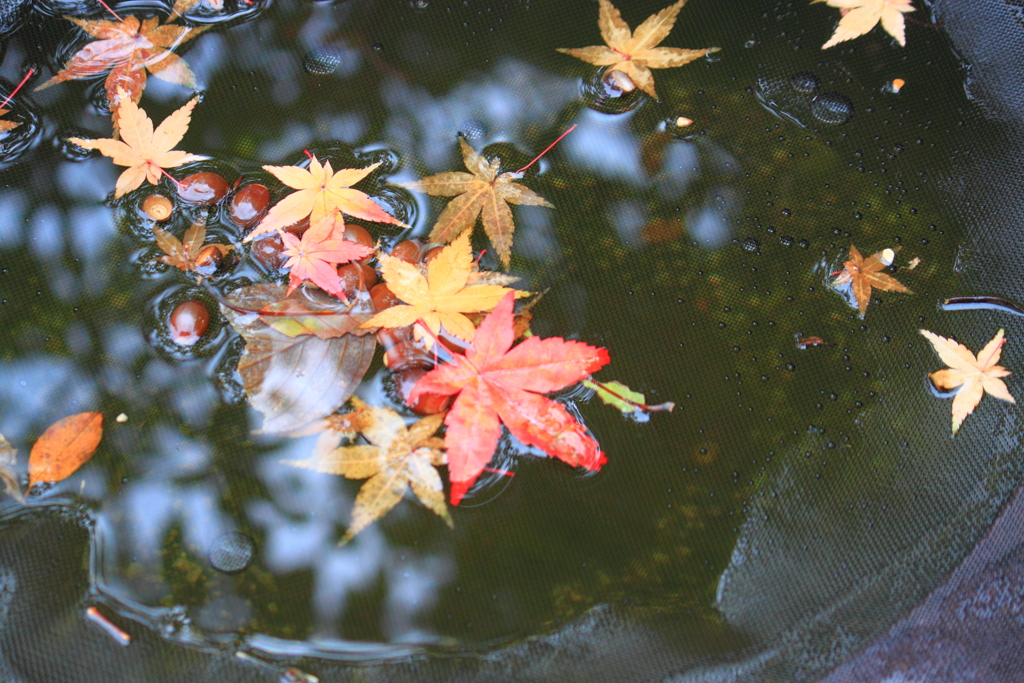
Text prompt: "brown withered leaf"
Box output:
[[220, 284, 377, 433], [28, 412, 103, 487], [68, 90, 204, 198], [283, 397, 451, 544], [36, 16, 206, 135], [556, 0, 719, 99], [831, 244, 911, 317], [0, 109, 20, 133], [920, 328, 1016, 434], [0, 434, 25, 504], [403, 138, 553, 269], [154, 212, 233, 273]]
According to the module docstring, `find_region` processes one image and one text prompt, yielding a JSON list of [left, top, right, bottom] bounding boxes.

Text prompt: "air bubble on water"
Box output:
[[810, 92, 854, 125], [209, 531, 255, 573], [302, 46, 344, 75], [790, 71, 820, 94], [742, 237, 760, 252]]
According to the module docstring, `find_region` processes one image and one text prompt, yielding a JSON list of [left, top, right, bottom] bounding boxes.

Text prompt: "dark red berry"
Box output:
[[178, 172, 230, 205]]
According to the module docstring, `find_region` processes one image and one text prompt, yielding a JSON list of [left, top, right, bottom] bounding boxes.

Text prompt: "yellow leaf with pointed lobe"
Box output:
[[813, 0, 915, 49], [243, 156, 407, 242], [68, 90, 204, 198], [556, 0, 719, 99], [361, 232, 525, 345]]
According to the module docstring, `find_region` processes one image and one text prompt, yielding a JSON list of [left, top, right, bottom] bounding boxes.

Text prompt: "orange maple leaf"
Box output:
[[409, 292, 610, 504], [920, 328, 1016, 434], [831, 244, 911, 317], [36, 16, 206, 135]]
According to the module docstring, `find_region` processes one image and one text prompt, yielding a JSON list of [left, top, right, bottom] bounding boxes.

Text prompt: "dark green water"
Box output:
[[0, 0, 988, 658]]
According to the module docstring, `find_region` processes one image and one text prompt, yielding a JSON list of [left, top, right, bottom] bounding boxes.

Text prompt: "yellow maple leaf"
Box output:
[[243, 155, 408, 242], [556, 0, 719, 99], [283, 398, 451, 544], [403, 138, 553, 269], [813, 0, 915, 50], [67, 89, 204, 198], [920, 328, 1016, 434], [831, 244, 911, 317], [361, 232, 523, 345]]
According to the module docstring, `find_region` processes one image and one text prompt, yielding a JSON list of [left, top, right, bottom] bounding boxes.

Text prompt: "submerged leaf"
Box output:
[[0, 434, 24, 503], [36, 16, 207, 135], [583, 378, 675, 415], [221, 284, 377, 433], [250, 283, 376, 340], [556, 0, 719, 99], [403, 138, 553, 269], [28, 412, 103, 487], [154, 213, 233, 272], [284, 398, 450, 544], [920, 328, 1016, 434], [0, 109, 20, 133]]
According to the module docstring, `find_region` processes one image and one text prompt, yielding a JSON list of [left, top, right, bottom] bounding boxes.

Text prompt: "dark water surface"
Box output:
[[0, 0, 1009, 667]]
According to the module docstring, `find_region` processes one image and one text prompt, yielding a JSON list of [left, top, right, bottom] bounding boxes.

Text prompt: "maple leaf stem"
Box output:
[[303, 149, 314, 160], [483, 467, 514, 477], [0, 68, 34, 110], [159, 167, 184, 190], [95, 0, 124, 22], [514, 125, 577, 175], [589, 377, 676, 413]]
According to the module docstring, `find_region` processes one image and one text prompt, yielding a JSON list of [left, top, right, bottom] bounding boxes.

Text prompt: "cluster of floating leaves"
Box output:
[[4, 0, 1009, 544]]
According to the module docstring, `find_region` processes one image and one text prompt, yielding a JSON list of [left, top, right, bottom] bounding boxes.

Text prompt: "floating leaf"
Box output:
[[28, 412, 103, 487], [68, 89, 205, 198], [0, 434, 24, 504], [284, 398, 451, 544], [281, 214, 374, 298], [556, 0, 719, 99], [920, 328, 1016, 434], [168, 0, 224, 21], [221, 284, 377, 433], [583, 378, 675, 415], [361, 232, 523, 345], [403, 138, 553, 269], [244, 155, 407, 242], [410, 292, 610, 504], [813, 0, 915, 50], [831, 244, 911, 317]]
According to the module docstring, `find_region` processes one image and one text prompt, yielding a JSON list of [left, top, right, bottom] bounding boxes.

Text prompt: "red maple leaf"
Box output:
[[281, 215, 373, 298], [408, 292, 610, 504]]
